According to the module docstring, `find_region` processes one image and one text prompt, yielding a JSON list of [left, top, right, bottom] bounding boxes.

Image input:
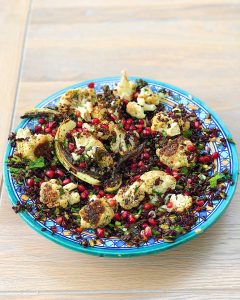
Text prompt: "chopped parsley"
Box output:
[[209, 173, 225, 188], [28, 157, 45, 169], [183, 129, 192, 138]]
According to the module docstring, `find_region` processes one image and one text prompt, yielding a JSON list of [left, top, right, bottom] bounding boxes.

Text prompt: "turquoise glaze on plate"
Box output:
[[3, 77, 238, 257]]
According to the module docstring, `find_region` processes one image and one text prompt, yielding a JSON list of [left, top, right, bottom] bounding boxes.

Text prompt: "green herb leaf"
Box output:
[[180, 166, 189, 175], [59, 188, 65, 196], [209, 173, 225, 188], [183, 129, 192, 138], [9, 167, 21, 174], [227, 137, 235, 144], [118, 123, 123, 129], [152, 189, 162, 195], [28, 157, 45, 169]]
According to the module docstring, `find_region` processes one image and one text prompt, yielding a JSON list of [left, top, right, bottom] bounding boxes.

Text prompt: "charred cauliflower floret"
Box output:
[[156, 136, 197, 169], [79, 198, 114, 228], [73, 132, 113, 168], [58, 87, 96, 121], [126, 102, 145, 119], [151, 109, 190, 136], [40, 180, 80, 208], [167, 194, 193, 213], [114, 181, 145, 210], [109, 123, 138, 155], [114, 70, 136, 100], [151, 112, 180, 136], [15, 128, 53, 160], [140, 170, 176, 195], [91, 104, 107, 120]]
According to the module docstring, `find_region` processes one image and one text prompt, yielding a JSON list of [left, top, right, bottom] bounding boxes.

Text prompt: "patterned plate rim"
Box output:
[[3, 76, 239, 257]]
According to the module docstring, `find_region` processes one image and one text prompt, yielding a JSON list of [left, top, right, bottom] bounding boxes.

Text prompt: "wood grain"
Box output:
[[1, 0, 240, 299], [0, 0, 31, 179]]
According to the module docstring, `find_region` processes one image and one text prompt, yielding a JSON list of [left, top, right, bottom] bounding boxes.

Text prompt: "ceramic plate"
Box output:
[[3, 77, 238, 257]]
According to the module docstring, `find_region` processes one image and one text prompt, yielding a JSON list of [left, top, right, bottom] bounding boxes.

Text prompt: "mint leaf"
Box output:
[[28, 157, 45, 169], [209, 173, 225, 188], [180, 166, 189, 175]]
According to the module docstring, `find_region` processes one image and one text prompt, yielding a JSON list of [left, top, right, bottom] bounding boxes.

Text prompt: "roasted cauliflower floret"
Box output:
[[151, 112, 180, 136], [167, 194, 193, 213], [40, 180, 80, 208], [58, 87, 96, 121], [91, 104, 107, 120], [126, 102, 145, 119], [114, 181, 145, 210], [73, 132, 113, 168], [156, 136, 197, 169], [109, 123, 138, 155], [137, 86, 160, 107], [151, 110, 190, 136], [79, 198, 114, 228], [15, 128, 53, 160], [140, 170, 176, 195], [114, 70, 136, 100]]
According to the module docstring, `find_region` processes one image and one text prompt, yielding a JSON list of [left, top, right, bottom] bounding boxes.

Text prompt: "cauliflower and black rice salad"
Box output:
[[7, 71, 234, 247]]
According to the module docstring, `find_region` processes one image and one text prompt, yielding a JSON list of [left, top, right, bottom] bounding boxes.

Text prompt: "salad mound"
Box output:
[[7, 71, 233, 247]]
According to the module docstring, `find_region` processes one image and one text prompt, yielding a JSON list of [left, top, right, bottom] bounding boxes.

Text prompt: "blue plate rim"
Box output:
[[3, 76, 239, 257]]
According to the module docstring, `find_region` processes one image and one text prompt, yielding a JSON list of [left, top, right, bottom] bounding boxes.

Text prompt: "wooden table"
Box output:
[[0, 1, 239, 299]]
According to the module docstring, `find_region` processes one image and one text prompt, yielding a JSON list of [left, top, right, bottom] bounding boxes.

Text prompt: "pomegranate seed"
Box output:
[[199, 155, 211, 163], [68, 143, 75, 152], [45, 127, 52, 133], [187, 145, 196, 152], [48, 121, 55, 129], [172, 170, 179, 180], [81, 191, 89, 199], [98, 190, 105, 197], [143, 127, 152, 136], [100, 124, 109, 130], [96, 228, 105, 238], [114, 213, 121, 221], [121, 211, 129, 219], [137, 128, 143, 134], [77, 184, 86, 192], [210, 133, 216, 138], [134, 175, 141, 181], [91, 118, 100, 125], [138, 161, 145, 168], [166, 202, 173, 209], [187, 178, 192, 184], [156, 161, 163, 167], [123, 99, 129, 105], [38, 118, 46, 125], [124, 124, 130, 131], [88, 82, 95, 89], [135, 124, 144, 129], [94, 185, 100, 191], [51, 129, 57, 137], [212, 152, 219, 159], [106, 194, 114, 199], [144, 226, 152, 238], [138, 119, 144, 125], [128, 214, 136, 223], [165, 168, 172, 175], [130, 163, 138, 170], [148, 218, 157, 226], [76, 121, 83, 128], [79, 162, 86, 169], [55, 169, 64, 177], [129, 125, 136, 131], [63, 178, 71, 185], [108, 199, 116, 207], [34, 125, 42, 133], [50, 165, 57, 170], [56, 216, 63, 225], [142, 222, 149, 229], [26, 178, 34, 187], [111, 114, 117, 121], [184, 192, 190, 196], [75, 227, 83, 233], [51, 227, 57, 233], [38, 180, 43, 187], [143, 203, 153, 210], [143, 152, 150, 160], [196, 200, 205, 207], [75, 111, 81, 117], [46, 170, 55, 178], [126, 118, 133, 125], [194, 121, 200, 129]]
